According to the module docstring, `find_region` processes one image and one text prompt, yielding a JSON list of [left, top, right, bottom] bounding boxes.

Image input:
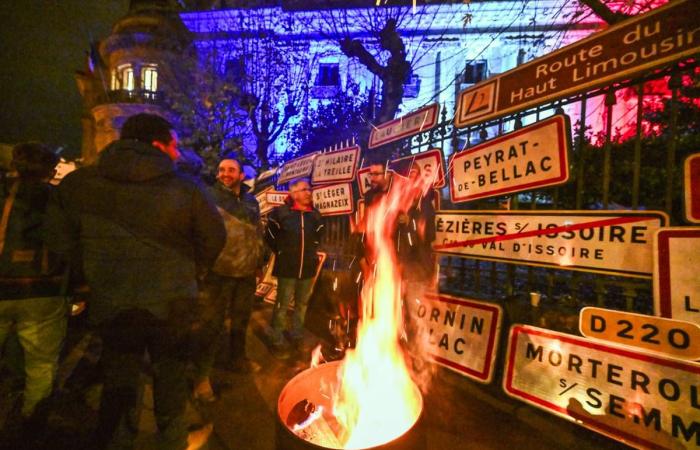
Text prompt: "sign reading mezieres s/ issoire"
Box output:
[[368, 103, 439, 149], [504, 325, 700, 450], [433, 211, 667, 278], [450, 114, 570, 202], [455, 0, 700, 128]]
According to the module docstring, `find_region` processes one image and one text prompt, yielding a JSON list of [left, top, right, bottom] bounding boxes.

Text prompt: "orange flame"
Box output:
[[329, 164, 432, 448]]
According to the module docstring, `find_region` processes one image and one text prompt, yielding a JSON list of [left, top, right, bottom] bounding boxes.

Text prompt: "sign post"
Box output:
[[455, 0, 700, 127], [434, 211, 667, 278], [408, 293, 502, 383], [684, 153, 700, 224], [450, 115, 570, 202], [504, 325, 700, 450], [654, 228, 700, 327]]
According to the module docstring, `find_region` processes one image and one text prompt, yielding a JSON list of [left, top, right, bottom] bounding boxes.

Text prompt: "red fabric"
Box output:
[[291, 202, 312, 211]]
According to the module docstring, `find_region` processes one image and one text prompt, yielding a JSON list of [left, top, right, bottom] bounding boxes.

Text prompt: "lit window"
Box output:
[[315, 63, 339, 87], [113, 64, 134, 91], [141, 65, 158, 92]]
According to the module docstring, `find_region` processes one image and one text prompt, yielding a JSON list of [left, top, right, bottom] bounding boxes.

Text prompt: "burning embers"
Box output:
[[277, 165, 434, 449]]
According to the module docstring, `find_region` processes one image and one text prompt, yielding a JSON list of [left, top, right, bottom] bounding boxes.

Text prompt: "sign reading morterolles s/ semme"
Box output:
[[654, 228, 700, 327], [684, 153, 700, 224], [450, 115, 570, 202], [433, 211, 668, 278], [368, 103, 439, 149], [455, 0, 700, 128], [312, 182, 354, 216], [277, 152, 318, 185], [408, 293, 502, 384], [504, 325, 700, 450], [311, 145, 360, 185], [579, 307, 700, 361]]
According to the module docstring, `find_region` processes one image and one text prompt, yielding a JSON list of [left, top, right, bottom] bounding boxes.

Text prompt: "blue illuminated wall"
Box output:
[[179, 1, 599, 161]]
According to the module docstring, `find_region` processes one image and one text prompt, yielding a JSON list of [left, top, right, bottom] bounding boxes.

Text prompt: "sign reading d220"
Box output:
[[654, 228, 700, 327], [504, 324, 700, 450], [455, 0, 700, 128], [450, 115, 570, 202], [312, 182, 354, 216], [579, 307, 700, 361], [434, 211, 667, 278], [684, 153, 700, 224], [408, 293, 502, 384]]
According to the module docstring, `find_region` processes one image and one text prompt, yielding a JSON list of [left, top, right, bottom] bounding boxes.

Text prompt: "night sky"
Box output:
[[0, 0, 130, 156]]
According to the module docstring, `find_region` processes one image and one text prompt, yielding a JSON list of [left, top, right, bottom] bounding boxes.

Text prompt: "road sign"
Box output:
[[504, 324, 700, 450], [312, 182, 354, 216], [433, 210, 668, 278], [278, 152, 317, 185], [356, 148, 446, 197], [368, 103, 439, 149], [684, 153, 700, 224], [311, 145, 360, 185], [450, 115, 570, 202], [455, 0, 700, 128], [654, 228, 700, 327], [255, 186, 275, 216], [579, 307, 700, 361], [408, 293, 502, 383], [265, 190, 289, 206]]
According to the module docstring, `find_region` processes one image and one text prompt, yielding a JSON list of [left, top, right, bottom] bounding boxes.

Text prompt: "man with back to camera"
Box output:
[[191, 154, 264, 403], [265, 178, 324, 359], [0, 143, 65, 438], [44, 113, 226, 450]]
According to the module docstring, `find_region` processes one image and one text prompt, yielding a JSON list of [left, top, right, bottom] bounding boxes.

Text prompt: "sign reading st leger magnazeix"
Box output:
[[312, 182, 354, 216]]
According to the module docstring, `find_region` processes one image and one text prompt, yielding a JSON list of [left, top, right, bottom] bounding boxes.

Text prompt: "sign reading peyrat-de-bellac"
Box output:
[[433, 211, 667, 277], [450, 115, 570, 202], [654, 228, 700, 327], [455, 0, 700, 127], [408, 293, 502, 384], [504, 325, 700, 449]]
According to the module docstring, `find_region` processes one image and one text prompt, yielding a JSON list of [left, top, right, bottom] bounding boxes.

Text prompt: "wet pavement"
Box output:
[[0, 302, 630, 450]]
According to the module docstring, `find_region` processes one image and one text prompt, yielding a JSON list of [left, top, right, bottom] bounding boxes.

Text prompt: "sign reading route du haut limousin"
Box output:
[[450, 114, 570, 202], [433, 211, 667, 278], [504, 325, 700, 450], [455, 0, 700, 128]]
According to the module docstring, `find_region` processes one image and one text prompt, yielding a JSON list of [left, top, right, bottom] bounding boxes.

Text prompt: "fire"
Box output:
[[329, 165, 431, 448]]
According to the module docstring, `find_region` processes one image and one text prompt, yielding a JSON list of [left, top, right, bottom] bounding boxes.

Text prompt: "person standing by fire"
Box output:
[[265, 178, 324, 359]]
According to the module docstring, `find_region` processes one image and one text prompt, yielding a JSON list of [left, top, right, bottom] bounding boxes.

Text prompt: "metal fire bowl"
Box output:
[[276, 360, 426, 450]]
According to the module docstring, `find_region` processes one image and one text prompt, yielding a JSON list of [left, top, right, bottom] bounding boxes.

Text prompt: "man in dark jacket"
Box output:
[[192, 155, 263, 403], [0, 143, 64, 422], [44, 113, 226, 450], [265, 178, 324, 358]]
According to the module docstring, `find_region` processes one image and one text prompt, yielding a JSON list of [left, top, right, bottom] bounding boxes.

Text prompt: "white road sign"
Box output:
[[311, 146, 360, 185], [433, 211, 667, 278], [312, 182, 354, 216], [278, 153, 317, 185], [504, 324, 700, 449]]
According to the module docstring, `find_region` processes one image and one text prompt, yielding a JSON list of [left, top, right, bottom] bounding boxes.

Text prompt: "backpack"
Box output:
[[0, 180, 61, 280], [211, 207, 264, 278]]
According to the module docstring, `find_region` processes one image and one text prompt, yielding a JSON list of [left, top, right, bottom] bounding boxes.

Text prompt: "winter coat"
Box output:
[[208, 182, 264, 278], [265, 203, 324, 279], [44, 139, 226, 323], [0, 178, 65, 299]]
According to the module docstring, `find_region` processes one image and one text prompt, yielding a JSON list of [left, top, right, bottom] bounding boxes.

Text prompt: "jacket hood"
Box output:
[[97, 139, 175, 182]]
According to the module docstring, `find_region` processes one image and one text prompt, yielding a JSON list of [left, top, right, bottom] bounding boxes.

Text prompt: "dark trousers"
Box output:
[[95, 306, 191, 450], [192, 274, 256, 378]]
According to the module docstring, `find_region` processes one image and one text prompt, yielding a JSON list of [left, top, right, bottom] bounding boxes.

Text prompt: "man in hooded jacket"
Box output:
[[45, 113, 226, 450]]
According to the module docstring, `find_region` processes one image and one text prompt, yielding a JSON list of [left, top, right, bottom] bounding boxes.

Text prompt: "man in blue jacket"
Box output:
[[265, 178, 324, 359], [45, 113, 226, 450]]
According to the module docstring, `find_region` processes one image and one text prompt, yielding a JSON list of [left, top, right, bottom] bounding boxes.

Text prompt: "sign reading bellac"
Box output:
[[456, 0, 700, 127]]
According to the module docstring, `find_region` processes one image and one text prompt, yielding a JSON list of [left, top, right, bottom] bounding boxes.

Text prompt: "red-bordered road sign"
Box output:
[[449, 114, 570, 202], [684, 153, 700, 224], [312, 182, 354, 216], [368, 103, 439, 149], [653, 228, 700, 327], [311, 145, 360, 185], [504, 324, 700, 450]]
